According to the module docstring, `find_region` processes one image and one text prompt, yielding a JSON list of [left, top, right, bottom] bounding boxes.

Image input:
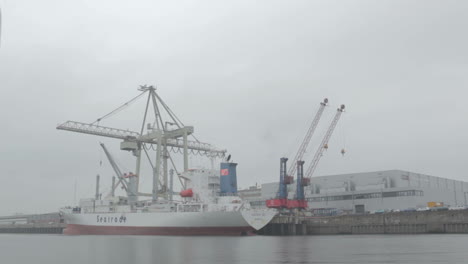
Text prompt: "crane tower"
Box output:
[[266, 98, 330, 209]]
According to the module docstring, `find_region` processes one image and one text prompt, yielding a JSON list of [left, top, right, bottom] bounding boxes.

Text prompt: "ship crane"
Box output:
[[291, 104, 346, 209], [100, 143, 128, 192], [57, 85, 226, 202], [99, 143, 139, 203]]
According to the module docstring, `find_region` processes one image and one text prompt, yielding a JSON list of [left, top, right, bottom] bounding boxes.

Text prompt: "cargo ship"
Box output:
[[57, 85, 277, 235], [61, 166, 276, 236]]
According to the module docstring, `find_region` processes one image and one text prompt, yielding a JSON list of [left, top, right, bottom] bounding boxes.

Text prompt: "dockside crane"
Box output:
[[266, 98, 328, 209], [57, 85, 226, 202], [290, 104, 346, 209], [287, 160, 306, 209], [305, 104, 346, 180], [287, 98, 328, 178], [265, 158, 289, 208]]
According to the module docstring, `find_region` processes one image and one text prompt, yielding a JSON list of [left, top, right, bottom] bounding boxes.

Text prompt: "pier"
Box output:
[[0, 223, 66, 234], [258, 209, 468, 235], [0, 213, 64, 234], [4, 210, 468, 235]]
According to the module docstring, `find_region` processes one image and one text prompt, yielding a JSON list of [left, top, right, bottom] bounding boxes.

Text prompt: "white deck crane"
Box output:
[[57, 85, 226, 202], [287, 98, 328, 178], [99, 143, 135, 199]]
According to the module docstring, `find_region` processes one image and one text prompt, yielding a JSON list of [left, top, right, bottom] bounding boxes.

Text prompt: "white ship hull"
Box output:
[[63, 209, 276, 236]]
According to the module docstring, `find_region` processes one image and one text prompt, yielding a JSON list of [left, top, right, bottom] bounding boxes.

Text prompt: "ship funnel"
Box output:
[[220, 162, 238, 195]]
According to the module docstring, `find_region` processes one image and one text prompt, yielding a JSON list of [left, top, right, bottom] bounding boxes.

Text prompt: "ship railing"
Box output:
[[217, 192, 239, 197], [177, 204, 203, 212], [208, 176, 220, 185]]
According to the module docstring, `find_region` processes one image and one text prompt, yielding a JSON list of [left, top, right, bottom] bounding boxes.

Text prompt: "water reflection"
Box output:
[[1, 234, 468, 264]]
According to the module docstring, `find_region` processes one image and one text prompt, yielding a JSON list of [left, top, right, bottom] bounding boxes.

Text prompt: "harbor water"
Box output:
[[1, 234, 468, 264]]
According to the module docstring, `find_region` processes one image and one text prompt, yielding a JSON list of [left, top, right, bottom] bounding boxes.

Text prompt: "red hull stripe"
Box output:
[[64, 224, 255, 236]]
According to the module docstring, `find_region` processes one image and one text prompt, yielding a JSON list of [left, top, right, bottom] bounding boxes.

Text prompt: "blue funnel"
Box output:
[[220, 162, 238, 195]]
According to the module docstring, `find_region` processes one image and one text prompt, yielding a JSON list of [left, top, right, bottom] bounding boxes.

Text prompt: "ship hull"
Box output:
[[63, 210, 260, 236], [64, 224, 254, 236]]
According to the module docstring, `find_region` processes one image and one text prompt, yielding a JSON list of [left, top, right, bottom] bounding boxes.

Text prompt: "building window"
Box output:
[[307, 190, 422, 202]]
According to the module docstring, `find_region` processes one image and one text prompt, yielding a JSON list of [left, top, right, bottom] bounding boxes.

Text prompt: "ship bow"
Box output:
[[241, 209, 277, 230]]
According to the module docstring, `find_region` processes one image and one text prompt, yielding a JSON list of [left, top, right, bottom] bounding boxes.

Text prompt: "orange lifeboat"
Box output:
[[180, 188, 193, 197]]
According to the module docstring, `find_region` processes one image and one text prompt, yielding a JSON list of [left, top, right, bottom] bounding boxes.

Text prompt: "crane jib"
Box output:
[[287, 98, 328, 177]]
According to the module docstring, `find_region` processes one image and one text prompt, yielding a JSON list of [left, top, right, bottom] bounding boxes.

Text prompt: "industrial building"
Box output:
[[239, 170, 468, 214]]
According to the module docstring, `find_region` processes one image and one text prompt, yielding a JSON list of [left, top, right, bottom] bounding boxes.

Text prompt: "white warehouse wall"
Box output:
[[243, 170, 468, 212]]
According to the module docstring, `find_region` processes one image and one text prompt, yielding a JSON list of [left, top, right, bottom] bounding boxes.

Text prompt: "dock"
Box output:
[[258, 209, 468, 235], [0, 223, 66, 234], [3, 210, 468, 235], [0, 212, 64, 234]]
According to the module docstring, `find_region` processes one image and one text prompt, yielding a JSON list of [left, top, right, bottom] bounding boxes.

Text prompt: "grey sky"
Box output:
[[0, 0, 467, 215]]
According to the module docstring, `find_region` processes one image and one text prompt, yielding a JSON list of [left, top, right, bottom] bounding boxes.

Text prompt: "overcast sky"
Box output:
[[0, 0, 467, 215]]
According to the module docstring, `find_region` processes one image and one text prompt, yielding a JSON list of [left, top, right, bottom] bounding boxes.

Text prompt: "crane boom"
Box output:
[[57, 121, 139, 140], [99, 143, 128, 191], [304, 104, 345, 179], [287, 98, 328, 177], [57, 121, 226, 156]]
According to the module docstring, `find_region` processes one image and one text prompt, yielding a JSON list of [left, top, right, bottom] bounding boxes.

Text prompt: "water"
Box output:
[[1, 234, 468, 264]]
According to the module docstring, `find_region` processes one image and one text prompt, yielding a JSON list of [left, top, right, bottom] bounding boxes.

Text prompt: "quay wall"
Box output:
[[259, 210, 468, 235], [0, 223, 65, 234]]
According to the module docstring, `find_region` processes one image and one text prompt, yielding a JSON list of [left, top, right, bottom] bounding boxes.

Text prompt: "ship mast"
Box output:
[[57, 85, 226, 202]]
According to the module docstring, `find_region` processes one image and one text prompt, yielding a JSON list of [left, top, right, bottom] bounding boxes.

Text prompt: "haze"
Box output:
[[0, 0, 467, 215]]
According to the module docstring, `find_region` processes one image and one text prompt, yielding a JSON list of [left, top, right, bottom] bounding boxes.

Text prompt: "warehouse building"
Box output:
[[238, 170, 468, 213]]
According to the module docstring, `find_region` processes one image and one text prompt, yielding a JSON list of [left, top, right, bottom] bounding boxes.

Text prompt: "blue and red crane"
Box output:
[[266, 100, 346, 210]]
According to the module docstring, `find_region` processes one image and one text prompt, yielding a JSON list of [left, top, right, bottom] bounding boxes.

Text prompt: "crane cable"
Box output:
[[155, 92, 201, 143], [340, 112, 347, 156], [91, 91, 146, 125]]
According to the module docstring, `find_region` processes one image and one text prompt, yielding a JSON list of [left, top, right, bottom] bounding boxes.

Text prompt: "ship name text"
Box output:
[[96, 215, 127, 223]]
